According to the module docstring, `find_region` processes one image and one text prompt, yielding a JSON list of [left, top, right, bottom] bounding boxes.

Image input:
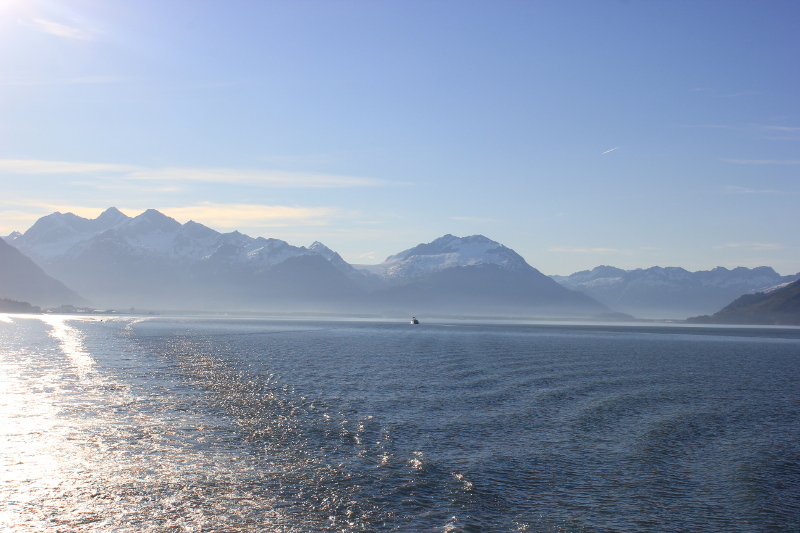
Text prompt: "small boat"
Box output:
[[410, 316, 419, 324]]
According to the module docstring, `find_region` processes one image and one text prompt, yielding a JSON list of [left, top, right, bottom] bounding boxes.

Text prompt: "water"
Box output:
[[1, 315, 798, 532]]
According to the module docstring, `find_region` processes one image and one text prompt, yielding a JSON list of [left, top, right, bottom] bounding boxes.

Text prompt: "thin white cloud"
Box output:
[[676, 124, 735, 129], [0, 202, 343, 234], [65, 75, 128, 84], [69, 180, 184, 193], [752, 125, 800, 133], [3, 202, 129, 218], [0, 209, 55, 235], [0, 158, 386, 188], [0, 204, 123, 235], [30, 18, 94, 41], [724, 185, 790, 195], [549, 247, 633, 255], [601, 147, 620, 155], [451, 216, 496, 223], [750, 124, 800, 142], [723, 159, 800, 165], [675, 124, 800, 140], [716, 91, 758, 98], [3, 192, 353, 228], [715, 242, 783, 251], [0, 159, 136, 174], [0, 75, 129, 86], [128, 167, 384, 188], [161, 202, 338, 228]]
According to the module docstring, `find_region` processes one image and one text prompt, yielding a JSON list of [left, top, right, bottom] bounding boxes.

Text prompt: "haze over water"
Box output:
[[1, 315, 798, 532]]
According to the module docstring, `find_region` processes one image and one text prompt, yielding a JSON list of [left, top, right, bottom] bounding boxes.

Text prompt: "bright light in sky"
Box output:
[[0, 0, 798, 275]]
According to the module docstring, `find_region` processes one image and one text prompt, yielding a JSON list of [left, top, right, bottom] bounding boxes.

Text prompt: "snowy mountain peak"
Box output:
[[379, 234, 531, 280], [15, 211, 97, 261], [179, 220, 220, 239], [11, 208, 369, 281], [123, 209, 182, 235], [309, 241, 336, 258], [25, 211, 85, 237], [387, 234, 503, 262], [552, 264, 800, 319], [3, 231, 22, 243], [94, 207, 130, 227]]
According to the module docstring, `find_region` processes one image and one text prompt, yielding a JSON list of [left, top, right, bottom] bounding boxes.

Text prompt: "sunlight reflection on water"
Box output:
[[39, 315, 96, 377], [0, 316, 311, 532], [0, 316, 101, 530], [0, 316, 797, 532]]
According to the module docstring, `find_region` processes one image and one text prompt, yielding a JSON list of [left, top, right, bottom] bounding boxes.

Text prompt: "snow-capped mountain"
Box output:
[[6, 208, 368, 310], [375, 234, 530, 281], [6, 206, 130, 263], [0, 237, 85, 307], [10, 209, 795, 320], [308, 241, 385, 290], [552, 265, 800, 319], [11, 208, 354, 271], [3, 213, 614, 317], [367, 235, 611, 317], [687, 278, 800, 326]]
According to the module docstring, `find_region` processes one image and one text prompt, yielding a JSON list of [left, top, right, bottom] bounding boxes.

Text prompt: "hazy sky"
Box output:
[[1, 0, 798, 275]]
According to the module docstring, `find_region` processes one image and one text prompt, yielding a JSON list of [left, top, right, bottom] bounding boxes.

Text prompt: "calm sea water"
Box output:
[[1, 315, 798, 532]]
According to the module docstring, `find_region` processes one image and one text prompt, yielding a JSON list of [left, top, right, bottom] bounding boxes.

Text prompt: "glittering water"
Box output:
[[1, 316, 798, 532]]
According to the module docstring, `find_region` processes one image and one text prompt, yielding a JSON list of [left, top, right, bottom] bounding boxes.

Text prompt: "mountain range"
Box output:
[[3, 208, 606, 317], [551, 265, 800, 319], [363, 234, 610, 317], [686, 279, 800, 326], [0, 236, 85, 307], [4, 207, 797, 321]]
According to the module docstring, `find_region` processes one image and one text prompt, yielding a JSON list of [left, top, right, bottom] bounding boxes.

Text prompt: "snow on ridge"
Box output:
[[12, 208, 310, 267], [559, 265, 788, 287], [378, 234, 529, 280], [581, 277, 625, 288], [243, 239, 309, 266], [752, 281, 793, 294], [14, 212, 99, 262], [308, 241, 338, 260], [2, 231, 22, 243]]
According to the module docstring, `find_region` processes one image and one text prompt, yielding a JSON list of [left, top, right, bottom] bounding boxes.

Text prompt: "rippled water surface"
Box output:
[[1, 315, 798, 532]]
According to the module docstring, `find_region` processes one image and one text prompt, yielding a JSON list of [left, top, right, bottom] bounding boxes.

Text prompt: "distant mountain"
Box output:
[[686, 279, 800, 325], [7, 208, 370, 311], [376, 234, 531, 279], [0, 298, 41, 313], [552, 265, 800, 319], [308, 241, 385, 291], [6, 213, 614, 317], [367, 235, 611, 317], [0, 237, 85, 307]]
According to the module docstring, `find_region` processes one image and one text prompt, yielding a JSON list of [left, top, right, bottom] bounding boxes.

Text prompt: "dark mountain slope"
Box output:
[[687, 279, 800, 325], [552, 265, 800, 319], [371, 263, 609, 317], [0, 238, 86, 307]]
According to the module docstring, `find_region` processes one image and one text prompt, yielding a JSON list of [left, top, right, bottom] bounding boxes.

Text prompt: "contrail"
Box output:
[[602, 147, 620, 155]]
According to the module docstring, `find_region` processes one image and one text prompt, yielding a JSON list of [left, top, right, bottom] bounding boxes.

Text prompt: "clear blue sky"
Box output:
[[1, 0, 798, 275]]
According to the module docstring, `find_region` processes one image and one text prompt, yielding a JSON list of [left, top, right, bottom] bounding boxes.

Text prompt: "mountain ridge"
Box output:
[[686, 279, 800, 325], [0, 237, 86, 307], [7, 208, 795, 321], [7, 208, 371, 310], [4, 209, 609, 317], [551, 264, 800, 319]]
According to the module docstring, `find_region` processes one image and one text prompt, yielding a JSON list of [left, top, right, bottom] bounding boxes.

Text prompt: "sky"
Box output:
[[0, 0, 798, 275]]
